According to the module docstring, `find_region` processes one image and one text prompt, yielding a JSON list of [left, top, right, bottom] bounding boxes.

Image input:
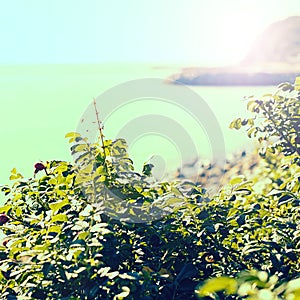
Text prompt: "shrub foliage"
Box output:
[[0, 78, 300, 299]]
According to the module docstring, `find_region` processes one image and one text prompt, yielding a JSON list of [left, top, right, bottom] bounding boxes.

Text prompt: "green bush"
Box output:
[[0, 78, 299, 299]]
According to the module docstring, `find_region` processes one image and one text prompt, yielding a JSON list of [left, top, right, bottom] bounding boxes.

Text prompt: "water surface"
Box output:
[[0, 64, 275, 188]]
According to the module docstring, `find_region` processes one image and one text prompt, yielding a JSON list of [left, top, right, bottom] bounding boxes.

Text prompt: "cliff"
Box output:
[[169, 16, 300, 86]]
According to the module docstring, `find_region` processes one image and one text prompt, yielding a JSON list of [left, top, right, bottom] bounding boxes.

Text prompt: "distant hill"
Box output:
[[242, 16, 300, 66], [169, 16, 300, 86]]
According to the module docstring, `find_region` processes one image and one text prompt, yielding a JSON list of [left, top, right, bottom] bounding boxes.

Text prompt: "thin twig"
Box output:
[[92, 98, 109, 203], [93, 98, 107, 159]]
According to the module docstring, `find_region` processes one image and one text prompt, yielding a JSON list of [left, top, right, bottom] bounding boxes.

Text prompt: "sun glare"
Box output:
[[219, 13, 263, 63], [214, 5, 268, 65]]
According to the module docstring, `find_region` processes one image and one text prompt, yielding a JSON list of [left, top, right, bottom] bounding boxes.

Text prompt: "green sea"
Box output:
[[0, 63, 275, 190]]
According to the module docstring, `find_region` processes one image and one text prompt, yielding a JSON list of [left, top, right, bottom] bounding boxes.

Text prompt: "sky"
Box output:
[[1, 0, 300, 65]]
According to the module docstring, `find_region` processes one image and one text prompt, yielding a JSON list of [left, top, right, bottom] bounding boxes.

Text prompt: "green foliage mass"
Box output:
[[0, 78, 300, 299]]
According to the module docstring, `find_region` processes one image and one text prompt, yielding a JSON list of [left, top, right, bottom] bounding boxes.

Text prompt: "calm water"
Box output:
[[0, 64, 276, 189]]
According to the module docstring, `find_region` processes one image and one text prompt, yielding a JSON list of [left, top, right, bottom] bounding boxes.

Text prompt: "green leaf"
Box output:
[[176, 263, 198, 283], [71, 143, 88, 154], [285, 278, 300, 294], [50, 214, 68, 223], [230, 175, 245, 185], [91, 223, 111, 235], [247, 100, 259, 112], [48, 225, 62, 233], [77, 232, 89, 240], [196, 277, 237, 297], [118, 273, 137, 280], [163, 197, 184, 208], [113, 286, 130, 300], [9, 169, 23, 180], [229, 118, 242, 130], [1, 186, 11, 196], [247, 127, 257, 138], [49, 199, 69, 213], [15, 206, 22, 217], [65, 132, 82, 143], [42, 262, 53, 277], [142, 163, 154, 176], [0, 205, 12, 213], [65, 132, 81, 138]]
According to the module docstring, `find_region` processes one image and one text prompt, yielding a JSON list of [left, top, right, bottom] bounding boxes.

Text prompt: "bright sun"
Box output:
[[220, 13, 263, 62], [213, 5, 268, 65]]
